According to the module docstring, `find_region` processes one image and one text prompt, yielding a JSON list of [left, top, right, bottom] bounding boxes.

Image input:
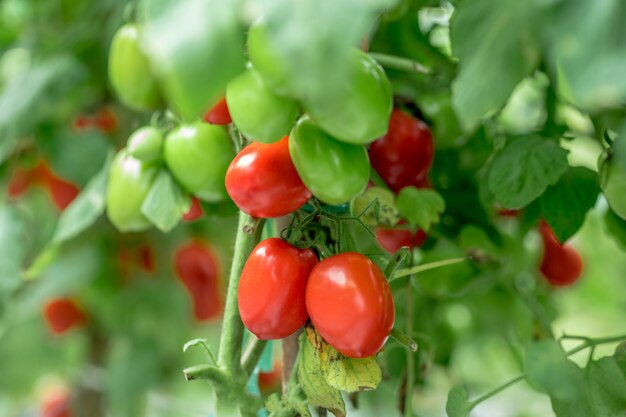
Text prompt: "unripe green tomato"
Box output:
[[226, 67, 299, 143], [127, 126, 164, 163], [601, 158, 626, 220], [106, 149, 158, 232], [247, 22, 297, 98], [289, 116, 369, 205], [301, 48, 392, 144], [108, 24, 161, 110], [164, 122, 234, 202]]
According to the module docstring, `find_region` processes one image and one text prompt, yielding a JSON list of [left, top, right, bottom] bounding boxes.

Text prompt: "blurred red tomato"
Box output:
[[258, 361, 283, 395], [203, 97, 232, 125], [183, 196, 204, 221], [43, 298, 87, 335], [41, 389, 72, 417], [539, 222, 583, 287]]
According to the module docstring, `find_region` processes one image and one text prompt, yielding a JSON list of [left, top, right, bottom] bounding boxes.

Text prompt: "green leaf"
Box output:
[[545, 0, 626, 111], [604, 207, 626, 250], [540, 167, 600, 242], [488, 136, 569, 209], [550, 362, 593, 417], [141, 169, 191, 232], [139, 0, 245, 119], [0, 205, 26, 294], [322, 349, 382, 393], [298, 328, 346, 417], [396, 187, 445, 230], [586, 357, 626, 414], [445, 385, 471, 417], [450, 0, 542, 130], [524, 340, 582, 400]]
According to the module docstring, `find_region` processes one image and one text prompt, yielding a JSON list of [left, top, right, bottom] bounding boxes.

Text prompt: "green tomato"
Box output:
[[247, 22, 297, 98], [289, 116, 369, 205], [127, 126, 164, 163], [226, 66, 299, 143], [108, 24, 162, 110], [164, 122, 233, 202], [301, 48, 392, 145], [106, 149, 158, 232], [601, 158, 626, 220]]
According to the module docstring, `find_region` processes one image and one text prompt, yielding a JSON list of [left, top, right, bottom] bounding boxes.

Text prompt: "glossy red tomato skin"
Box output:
[[369, 108, 434, 193], [539, 222, 583, 287], [306, 252, 394, 358], [43, 298, 87, 335], [225, 136, 311, 218], [376, 226, 427, 254], [204, 97, 232, 125], [183, 196, 204, 221], [238, 238, 318, 340], [174, 241, 223, 321]]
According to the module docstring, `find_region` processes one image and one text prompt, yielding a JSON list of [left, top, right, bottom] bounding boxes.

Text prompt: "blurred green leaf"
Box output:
[[0, 56, 85, 163], [445, 385, 470, 417], [545, 0, 626, 111], [524, 340, 582, 400], [141, 169, 190, 232], [396, 187, 445, 230], [0, 205, 26, 294], [540, 167, 599, 242], [450, 0, 542, 131], [139, 0, 245, 119], [488, 136, 569, 209], [604, 209, 626, 250]]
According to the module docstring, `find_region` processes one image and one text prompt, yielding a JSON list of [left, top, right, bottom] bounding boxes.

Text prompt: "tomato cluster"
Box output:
[[238, 239, 394, 358]]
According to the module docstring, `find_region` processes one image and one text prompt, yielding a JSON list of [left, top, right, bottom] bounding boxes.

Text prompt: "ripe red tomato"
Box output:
[[369, 108, 434, 193], [183, 196, 204, 222], [7, 167, 35, 198], [376, 225, 427, 254], [539, 222, 583, 287], [258, 361, 283, 395], [35, 162, 80, 210], [43, 298, 87, 335], [238, 238, 317, 340], [306, 252, 394, 358], [93, 108, 117, 133], [41, 389, 72, 417], [174, 241, 223, 321], [204, 97, 232, 125], [225, 136, 311, 218], [138, 244, 156, 273]]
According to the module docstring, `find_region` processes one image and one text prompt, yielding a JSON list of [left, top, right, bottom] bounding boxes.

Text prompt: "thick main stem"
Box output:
[[217, 212, 265, 372]]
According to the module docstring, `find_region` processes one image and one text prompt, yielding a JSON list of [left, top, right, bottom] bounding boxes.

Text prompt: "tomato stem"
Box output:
[[384, 247, 411, 280], [391, 257, 467, 281], [183, 364, 226, 382], [217, 212, 265, 372], [391, 327, 418, 353], [241, 336, 268, 375], [369, 53, 432, 75]]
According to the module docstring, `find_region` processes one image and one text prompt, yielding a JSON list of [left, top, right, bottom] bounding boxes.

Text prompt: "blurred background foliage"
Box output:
[[0, 0, 625, 416]]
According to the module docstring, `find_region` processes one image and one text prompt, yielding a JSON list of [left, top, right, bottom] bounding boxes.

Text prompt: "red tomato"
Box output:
[[41, 389, 72, 417], [258, 361, 283, 395], [72, 115, 93, 130], [225, 136, 311, 218], [183, 196, 204, 221], [43, 298, 87, 335], [539, 222, 583, 287], [376, 226, 427, 254], [369, 108, 434, 193], [204, 97, 232, 125], [7, 167, 35, 198], [174, 241, 223, 321], [138, 244, 156, 273], [93, 108, 118, 133], [34, 162, 80, 210], [498, 208, 520, 217], [306, 252, 394, 358], [238, 238, 317, 340]]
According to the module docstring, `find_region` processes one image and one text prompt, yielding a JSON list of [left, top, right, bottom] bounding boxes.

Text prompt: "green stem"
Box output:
[[469, 375, 524, 407], [217, 212, 265, 372], [467, 333, 626, 410], [241, 336, 269, 375], [384, 247, 411, 280], [404, 275, 415, 417], [391, 258, 467, 281], [370, 53, 432, 75], [183, 364, 226, 382], [390, 327, 418, 352]]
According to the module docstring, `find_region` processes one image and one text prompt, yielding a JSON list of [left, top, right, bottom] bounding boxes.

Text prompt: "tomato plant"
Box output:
[[238, 238, 317, 340]]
